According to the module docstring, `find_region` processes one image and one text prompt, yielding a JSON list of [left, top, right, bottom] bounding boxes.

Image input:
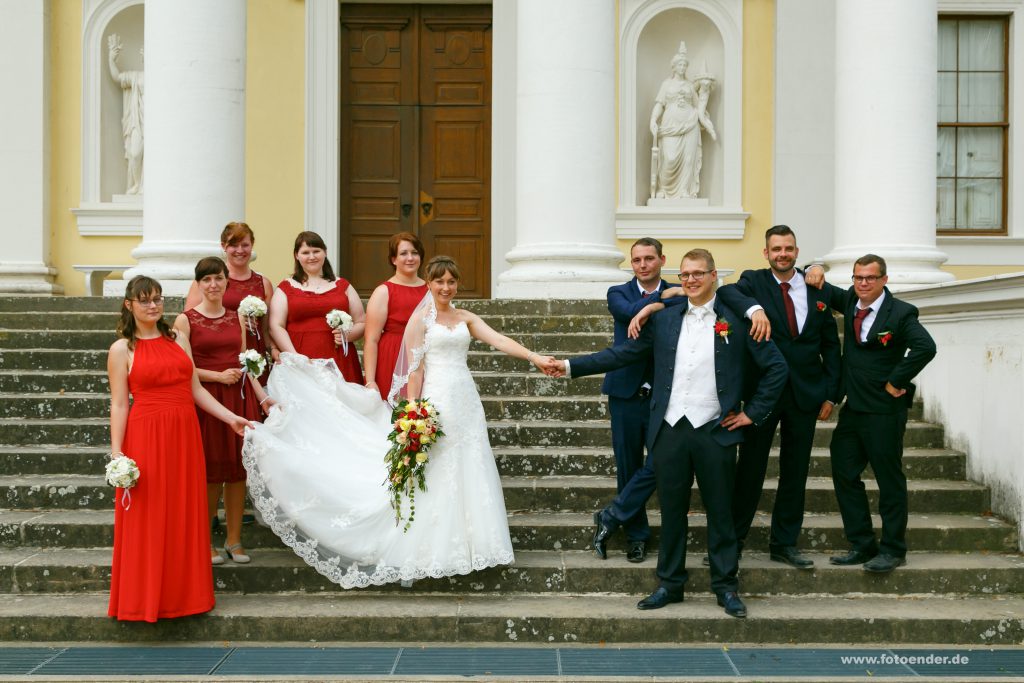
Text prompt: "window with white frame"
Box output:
[[937, 16, 1008, 234]]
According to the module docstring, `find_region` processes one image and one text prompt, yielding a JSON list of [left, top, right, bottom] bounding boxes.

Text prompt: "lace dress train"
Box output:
[[241, 321, 514, 587]]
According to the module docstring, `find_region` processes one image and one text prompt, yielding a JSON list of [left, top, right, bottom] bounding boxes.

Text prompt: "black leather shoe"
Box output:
[[769, 546, 814, 569], [626, 541, 647, 563], [863, 553, 906, 574], [592, 511, 614, 560], [636, 587, 684, 610], [716, 591, 747, 618], [829, 548, 878, 566], [702, 549, 742, 566]]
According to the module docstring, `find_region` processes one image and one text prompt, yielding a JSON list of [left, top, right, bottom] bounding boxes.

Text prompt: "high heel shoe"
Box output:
[[211, 550, 224, 566], [224, 543, 251, 564]]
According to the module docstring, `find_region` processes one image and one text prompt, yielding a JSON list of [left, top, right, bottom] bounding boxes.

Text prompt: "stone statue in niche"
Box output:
[[649, 41, 716, 200], [107, 34, 144, 196]]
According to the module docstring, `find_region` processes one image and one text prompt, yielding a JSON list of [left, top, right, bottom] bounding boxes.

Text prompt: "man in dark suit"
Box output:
[[728, 225, 842, 569], [551, 249, 788, 617], [807, 254, 936, 574], [597, 238, 672, 563]]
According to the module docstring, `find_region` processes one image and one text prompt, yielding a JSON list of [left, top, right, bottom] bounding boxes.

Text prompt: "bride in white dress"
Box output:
[[242, 256, 557, 588]]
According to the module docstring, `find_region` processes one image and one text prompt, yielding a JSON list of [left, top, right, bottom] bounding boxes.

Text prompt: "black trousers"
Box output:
[[829, 405, 909, 557], [608, 393, 652, 542], [651, 417, 739, 595], [732, 388, 817, 551]]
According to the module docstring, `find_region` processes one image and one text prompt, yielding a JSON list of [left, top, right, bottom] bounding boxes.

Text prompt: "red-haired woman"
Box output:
[[185, 222, 276, 384], [362, 232, 427, 400], [106, 276, 253, 622], [268, 231, 365, 383]]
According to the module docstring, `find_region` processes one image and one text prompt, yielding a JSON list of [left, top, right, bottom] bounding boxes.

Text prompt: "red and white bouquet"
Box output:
[[326, 309, 354, 355], [384, 398, 444, 532]]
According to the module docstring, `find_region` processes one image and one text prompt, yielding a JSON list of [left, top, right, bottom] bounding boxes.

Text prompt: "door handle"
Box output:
[[401, 203, 412, 217], [420, 202, 433, 217]]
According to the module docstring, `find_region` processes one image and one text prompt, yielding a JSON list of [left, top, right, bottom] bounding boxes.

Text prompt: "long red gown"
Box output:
[[374, 281, 427, 400], [278, 279, 364, 384], [223, 271, 271, 385], [186, 308, 261, 483], [108, 336, 215, 622]]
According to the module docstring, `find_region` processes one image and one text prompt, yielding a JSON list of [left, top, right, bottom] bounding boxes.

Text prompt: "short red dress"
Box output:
[[279, 279, 365, 384], [374, 281, 428, 400], [223, 271, 271, 385], [186, 308, 261, 483], [108, 336, 215, 622]]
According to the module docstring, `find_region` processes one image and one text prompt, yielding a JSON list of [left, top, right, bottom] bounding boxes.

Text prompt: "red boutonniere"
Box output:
[[816, 301, 827, 312], [714, 318, 731, 344], [877, 331, 893, 347]]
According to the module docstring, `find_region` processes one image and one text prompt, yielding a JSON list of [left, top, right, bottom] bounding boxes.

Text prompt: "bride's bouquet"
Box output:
[[237, 295, 267, 339], [384, 398, 445, 532], [326, 309, 354, 355], [105, 454, 140, 510]]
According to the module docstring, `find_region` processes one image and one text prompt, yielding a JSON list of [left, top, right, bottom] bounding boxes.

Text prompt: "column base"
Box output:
[[494, 242, 626, 299], [0, 263, 64, 295], [822, 243, 956, 289], [123, 239, 222, 296]]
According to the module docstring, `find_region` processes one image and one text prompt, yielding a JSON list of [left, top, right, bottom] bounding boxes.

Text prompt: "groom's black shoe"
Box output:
[[769, 546, 814, 569], [636, 586, 684, 610], [592, 510, 615, 560], [829, 548, 878, 566], [626, 541, 647, 563], [716, 591, 747, 618]]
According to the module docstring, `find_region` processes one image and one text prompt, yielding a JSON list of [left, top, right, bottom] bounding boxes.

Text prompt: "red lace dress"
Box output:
[[278, 279, 365, 384], [186, 309, 261, 483], [108, 336, 215, 622], [223, 271, 271, 385], [374, 281, 428, 400]]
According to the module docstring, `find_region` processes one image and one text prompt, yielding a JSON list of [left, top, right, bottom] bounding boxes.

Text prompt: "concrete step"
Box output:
[[0, 445, 966, 481], [0, 474, 989, 515], [1, 548, 1021, 597], [0, 370, 111, 394], [0, 297, 143, 313], [0, 417, 946, 450], [1, 509, 1015, 553], [1, 592, 1022, 644]]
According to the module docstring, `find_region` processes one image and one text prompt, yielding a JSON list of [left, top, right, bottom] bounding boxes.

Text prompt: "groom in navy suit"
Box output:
[[554, 249, 788, 617]]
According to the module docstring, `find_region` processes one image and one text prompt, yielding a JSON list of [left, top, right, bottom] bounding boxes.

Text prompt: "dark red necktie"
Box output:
[[642, 290, 652, 298], [853, 307, 870, 344], [780, 282, 799, 337]]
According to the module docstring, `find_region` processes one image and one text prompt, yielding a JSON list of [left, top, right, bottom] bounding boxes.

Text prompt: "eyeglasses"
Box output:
[[131, 296, 164, 307], [678, 271, 710, 282], [851, 276, 881, 284]]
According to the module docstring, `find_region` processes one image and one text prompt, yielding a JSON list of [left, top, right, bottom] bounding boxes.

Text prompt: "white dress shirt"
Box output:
[[773, 270, 808, 333], [663, 297, 720, 429], [855, 289, 886, 343]]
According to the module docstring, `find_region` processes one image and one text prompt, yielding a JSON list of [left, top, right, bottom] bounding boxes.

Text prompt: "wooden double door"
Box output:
[[341, 4, 492, 298]]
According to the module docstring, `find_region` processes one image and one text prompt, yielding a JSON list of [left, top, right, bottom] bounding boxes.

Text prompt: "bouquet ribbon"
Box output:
[[121, 488, 132, 511]]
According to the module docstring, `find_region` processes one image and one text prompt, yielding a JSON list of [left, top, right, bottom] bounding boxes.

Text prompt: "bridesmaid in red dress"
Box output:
[[106, 276, 253, 622], [174, 257, 273, 567], [363, 232, 427, 400], [185, 222, 276, 384], [268, 231, 366, 383]]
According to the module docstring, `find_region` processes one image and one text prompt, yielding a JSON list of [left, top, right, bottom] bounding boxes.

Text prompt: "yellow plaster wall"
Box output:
[[942, 265, 1024, 280], [615, 0, 775, 281], [47, 0, 306, 296]]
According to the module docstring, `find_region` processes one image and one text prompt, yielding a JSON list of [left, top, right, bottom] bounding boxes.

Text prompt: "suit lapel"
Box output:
[[762, 270, 794, 339], [864, 290, 895, 345]]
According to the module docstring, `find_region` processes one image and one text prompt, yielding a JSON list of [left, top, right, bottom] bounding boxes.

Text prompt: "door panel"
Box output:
[[341, 4, 491, 297]]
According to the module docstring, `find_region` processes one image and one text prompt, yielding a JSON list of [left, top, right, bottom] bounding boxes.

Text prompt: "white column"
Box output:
[[494, 0, 624, 299], [823, 0, 954, 287], [0, 0, 61, 294], [124, 0, 246, 296]]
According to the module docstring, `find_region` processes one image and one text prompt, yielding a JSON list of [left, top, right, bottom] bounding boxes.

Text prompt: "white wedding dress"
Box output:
[[241, 319, 514, 588]]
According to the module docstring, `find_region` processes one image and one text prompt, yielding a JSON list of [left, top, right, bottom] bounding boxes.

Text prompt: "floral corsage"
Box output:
[[877, 331, 893, 347], [714, 318, 731, 344], [816, 301, 827, 312]]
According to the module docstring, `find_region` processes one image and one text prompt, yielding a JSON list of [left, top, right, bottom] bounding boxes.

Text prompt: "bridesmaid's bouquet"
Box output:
[[239, 349, 267, 379], [384, 398, 445, 532], [237, 295, 267, 339], [105, 455, 140, 510], [326, 309, 354, 356]]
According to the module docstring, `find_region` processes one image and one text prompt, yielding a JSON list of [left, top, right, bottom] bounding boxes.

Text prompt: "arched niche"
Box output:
[[617, 0, 747, 239], [73, 0, 144, 236]]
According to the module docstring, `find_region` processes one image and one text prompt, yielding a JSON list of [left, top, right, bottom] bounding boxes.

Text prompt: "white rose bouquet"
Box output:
[[239, 349, 267, 379], [105, 455, 140, 510], [237, 295, 268, 339], [326, 309, 354, 356]]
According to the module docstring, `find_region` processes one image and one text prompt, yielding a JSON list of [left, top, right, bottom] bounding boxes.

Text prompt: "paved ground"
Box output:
[[0, 643, 1022, 681]]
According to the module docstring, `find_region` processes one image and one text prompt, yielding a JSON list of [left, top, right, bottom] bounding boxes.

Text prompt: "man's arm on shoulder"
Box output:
[[733, 269, 759, 297], [607, 283, 662, 325], [743, 334, 789, 424], [887, 303, 937, 389], [820, 308, 843, 403]]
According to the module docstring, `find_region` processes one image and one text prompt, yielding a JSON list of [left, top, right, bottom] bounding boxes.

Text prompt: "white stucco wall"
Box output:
[[901, 275, 1024, 550]]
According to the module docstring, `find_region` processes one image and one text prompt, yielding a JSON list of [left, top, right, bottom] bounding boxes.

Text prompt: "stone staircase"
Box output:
[[0, 296, 1021, 644]]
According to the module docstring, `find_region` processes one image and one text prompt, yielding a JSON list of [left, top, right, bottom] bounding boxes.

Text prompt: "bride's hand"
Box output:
[[259, 396, 277, 415]]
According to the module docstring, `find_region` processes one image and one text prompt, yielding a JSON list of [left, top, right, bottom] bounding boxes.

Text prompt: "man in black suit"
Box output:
[[729, 225, 842, 569], [550, 249, 788, 617], [807, 254, 936, 573]]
